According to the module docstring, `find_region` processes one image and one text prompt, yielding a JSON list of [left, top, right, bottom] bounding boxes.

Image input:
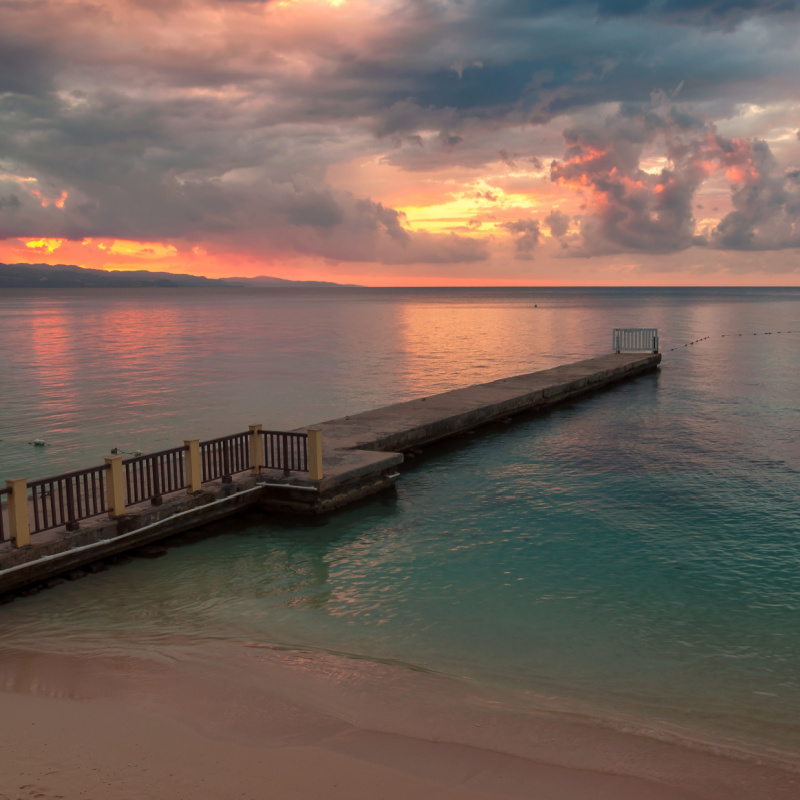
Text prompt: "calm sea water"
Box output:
[[1, 287, 799, 759]]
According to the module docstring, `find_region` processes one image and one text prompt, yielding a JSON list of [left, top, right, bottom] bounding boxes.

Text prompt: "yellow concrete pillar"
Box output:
[[6, 478, 31, 548], [307, 428, 323, 481], [249, 424, 263, 475], [184, 439, 202, 493], [104, 456, 126, 517]]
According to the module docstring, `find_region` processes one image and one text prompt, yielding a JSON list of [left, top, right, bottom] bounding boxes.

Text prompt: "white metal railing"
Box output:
[[612, 328, 659, 353]]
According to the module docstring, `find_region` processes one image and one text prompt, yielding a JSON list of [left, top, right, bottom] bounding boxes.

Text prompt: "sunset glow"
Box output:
[[24, 238, 64, 254], [1, 0, 799, 285]]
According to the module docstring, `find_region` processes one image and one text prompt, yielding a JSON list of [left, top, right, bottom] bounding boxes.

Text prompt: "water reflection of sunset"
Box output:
[[393, 295, 615, 397], [3, 287, 798, 484], [28, 303, 73, 391]]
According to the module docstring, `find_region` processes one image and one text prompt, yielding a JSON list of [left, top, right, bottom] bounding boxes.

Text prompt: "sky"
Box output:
[[1, 0, 800, 286]]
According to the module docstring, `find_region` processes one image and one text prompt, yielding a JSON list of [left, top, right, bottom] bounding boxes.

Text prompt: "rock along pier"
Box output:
[[0, 348, 661, 595]]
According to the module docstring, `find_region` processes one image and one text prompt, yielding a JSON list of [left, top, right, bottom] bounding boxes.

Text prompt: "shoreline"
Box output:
[[1, 638, 798, 800]]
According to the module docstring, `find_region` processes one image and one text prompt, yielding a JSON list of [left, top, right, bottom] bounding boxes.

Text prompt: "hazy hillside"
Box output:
[[0, 263, 358, 289]]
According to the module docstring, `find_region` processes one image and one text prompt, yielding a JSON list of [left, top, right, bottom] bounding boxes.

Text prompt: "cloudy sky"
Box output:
[[1, 0, 799, 285]]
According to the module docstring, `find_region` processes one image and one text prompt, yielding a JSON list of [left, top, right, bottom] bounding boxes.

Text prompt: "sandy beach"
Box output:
[[1, 639, 798, 800], [4, 0, 800, 782]]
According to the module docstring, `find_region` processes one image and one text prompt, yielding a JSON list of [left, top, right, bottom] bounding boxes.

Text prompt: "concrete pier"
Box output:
[[0, 351, 660, 595], [299, 351, 661, 513]]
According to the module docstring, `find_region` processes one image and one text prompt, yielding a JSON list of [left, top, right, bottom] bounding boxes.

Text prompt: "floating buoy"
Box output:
[[111, 447, 142, 456], [30, 439, 47, 447]]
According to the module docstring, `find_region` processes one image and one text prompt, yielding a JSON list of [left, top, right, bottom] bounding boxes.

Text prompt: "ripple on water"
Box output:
[[1, 288, 799, 757]]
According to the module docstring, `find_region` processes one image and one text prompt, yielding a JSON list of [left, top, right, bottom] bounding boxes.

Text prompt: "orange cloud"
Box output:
[[29, 189, 68, 208], [24, 238, 64, 253], [97, 240, 179, 259]]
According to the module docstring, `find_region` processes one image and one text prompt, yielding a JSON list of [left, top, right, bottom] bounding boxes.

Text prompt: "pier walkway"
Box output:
[[306, 351, 661, 511], [1, 348, 660, 595]]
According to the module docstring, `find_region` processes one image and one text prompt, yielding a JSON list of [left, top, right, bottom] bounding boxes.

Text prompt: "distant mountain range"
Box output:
[[0, 262, 360, 289]]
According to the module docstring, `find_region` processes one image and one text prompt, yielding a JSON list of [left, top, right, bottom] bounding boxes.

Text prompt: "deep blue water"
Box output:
[[1, 287, 799, 757]]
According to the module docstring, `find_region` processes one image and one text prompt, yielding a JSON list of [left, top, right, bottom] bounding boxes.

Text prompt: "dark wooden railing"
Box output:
[[0, 486, 8, 541], [2, 425, 314, 543], [262, 430, 309, 475], [123, 446, 186, 506], [28, 465, 109, 534], [200, 431, 250, 484]]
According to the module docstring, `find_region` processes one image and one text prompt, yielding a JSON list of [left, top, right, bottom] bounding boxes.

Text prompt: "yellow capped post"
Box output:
[[104, 456, 126, 517], [249, 424, 264, 475], [184, 439, 202, 493], [6, 478, 31, 548], [308, 428, 323, 481]]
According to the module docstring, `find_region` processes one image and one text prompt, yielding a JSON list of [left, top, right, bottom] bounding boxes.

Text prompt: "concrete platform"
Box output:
[[265, 351, 661, 514], [313, 352, 660, 455], [0, 351, 660, 595]]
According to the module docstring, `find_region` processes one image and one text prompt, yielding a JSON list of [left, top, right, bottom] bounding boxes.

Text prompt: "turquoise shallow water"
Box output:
[[1, 287, 799, 757]]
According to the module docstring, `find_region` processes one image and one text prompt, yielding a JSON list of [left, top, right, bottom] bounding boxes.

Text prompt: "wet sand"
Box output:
[[1, 641, 798, 800]]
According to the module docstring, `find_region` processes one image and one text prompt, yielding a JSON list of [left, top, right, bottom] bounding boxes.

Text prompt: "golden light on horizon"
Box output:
[[399, 182, 541, 235], [24, 238, 64, 253], [97, 240, 179, 259]]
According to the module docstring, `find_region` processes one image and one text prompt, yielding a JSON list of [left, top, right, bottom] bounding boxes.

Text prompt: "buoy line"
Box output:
[[667, 329, 797, 352]]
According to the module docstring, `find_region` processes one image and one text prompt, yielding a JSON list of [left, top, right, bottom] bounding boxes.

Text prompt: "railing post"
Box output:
[[249, 425, 263, 475], [104, 456, 127, 517], [64, 477, 80, 531], [307, 428, 323, 481], [184, 439, 202, 493], [279, 434, 289, 477], [151, 455, 163, 506], [222, 440, 233, 483], [6, 478, 31, 548]]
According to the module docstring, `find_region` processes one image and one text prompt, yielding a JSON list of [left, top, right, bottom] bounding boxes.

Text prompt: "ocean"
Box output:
[[1, 287, 799, 772]]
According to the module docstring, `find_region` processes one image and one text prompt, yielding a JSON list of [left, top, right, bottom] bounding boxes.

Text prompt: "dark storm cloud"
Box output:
[[502, 218, 541, 259], [657, 0, 797, 23], [327, 0, 800, 158], [544, 209, 570, 237], [498, 150, 518, 169], [0, 76, 489, 264], [0, 34, 57, 96], [709, 138, 800, 250], [554, 114, 701, 252], [547, 98, 800, 255], [7, 3, 798, 125], [549, 102, 707, 254], [1, 0, 799, 264], [0, 61, 485, 263], [480, 0, 796, 23], [0, 194, 20, 212]]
